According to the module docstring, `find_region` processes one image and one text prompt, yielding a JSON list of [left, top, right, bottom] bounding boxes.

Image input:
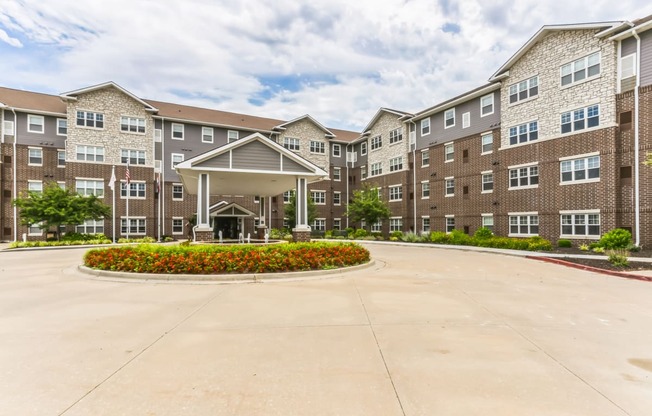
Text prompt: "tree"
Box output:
[[346, 182, 391, 232], [284, 192, 318, 229], [13, 182, 111, 240]]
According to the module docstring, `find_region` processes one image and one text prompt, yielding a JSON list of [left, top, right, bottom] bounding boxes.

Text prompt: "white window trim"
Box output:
[[370, 135, 382, 151], [311, 190, 326, 205], [172, 216, 185, 235], [3, 120, 15, 136], [360, 141, 368, 155], [56, 118, 67, 136], [388, 185, 403, 202], [445, 176, 454, 198], [480, 94, 494, 117], [75, 144, 105, 163], [421, 118, 431, 136], [171, 123, 184, 140], [480, 131, 493, 155], [508, 163, 539, 190], [202, 127, 214, 143], [171, 153, 184, 169], [508, 75, 539, 106], [508, 212, 540, 237], [421, 180, 430, 199], [172, 183, 184, 201], [154, 129, 162, 142], [444, 142, 454, 163], [120, 180, 147, 200], [559, 153, 601, 185], [227, 130, 239, 143], [57, 149, 66, 168], [27, 180, 43, 194], [28, 146, 43, 166], [120, 115, 146, 135], [333, 191, 341, 206], [444, 108, 455, 129], [309, 140, 326, 154], [560, 51, 602, 90], [76, 110, 104, 130], [27, 114, 44, 134], [28, 221, 44, 236], [559, 210, 601, 239], [462, 112, 470, 128], [481, 170, 494, 194], [332, 143, 341, 157], [75, 178, 105, 198], [120, 216, 147, 235], [333, 167, 341, 182]]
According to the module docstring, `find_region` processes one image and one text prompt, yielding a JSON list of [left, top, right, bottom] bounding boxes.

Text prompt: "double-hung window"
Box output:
[[310, 141, 325, 154], [57, 119, 67, 136], [561, 52, 600, 86], [421, 181, 430, 198], [172, 184, 184, 200], [371, 162, 382, 176], [76, 145, 104, 162], [389, 218, 402, 232], [561, 212, 600, 238], [445, 177, 455, 196], [509, 214, 539, 236], [121, 218, 146, 235], [171, 153, 184, 169], [28, 147, 43, 166], [76, 111, 104, 128], [561, 105, 599, 134], [202, 127, 214, 143], [333, 192, 341, 205], [444, 143, 454, 162], [121, 182, 146, 199], [171, 123, 184, 140], [421, 151, 430, 167], [421, 118, 430, 135], [509, 76, 538, 104], [76, 179, 104, 197], [509, 121, 538, 145], [227, 130, 239, 143], [311, 191, 326, 205], [481, 133, 493, 153], [446, 216, 455, 233], [389, 157, 403, 172], [332, 143, 341, 157], [360, 141, 367, 155], [283, 137, 300, 151], [333, 167, 341, 181], [509, 164, 539, 189], [389, 186, 402, 201], [389, 128, 402, 144], [370, 135, 382, 150], [120, 117, 146, 133], [444, 109, 455, 128], [27, 115, 44, 133], [480, 94, 494, 116], [482, 172, 494, 192], [121, 149, 146, 165], [560, 155, 600, 183]]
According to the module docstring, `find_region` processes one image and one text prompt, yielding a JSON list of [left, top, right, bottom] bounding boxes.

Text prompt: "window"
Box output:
[[202, 127, 214, 143], [283, 137, 300, 151], [332, 143, 341, 157], [171, 123, 184, 140], [421, 118, 430, 135], [561, 105, 599, 134], [422, 217, 430, 233], [462, 112, 470, 128], [154, 129, 162, 142], [421, 151, 430, 167], [310, 141, 325, 154], [76, 145, 104, 162], [361, 165, 367, 179], [360, 141, 367, 155], [76, 111, 104, 128], [389, 157, 403, 172], [561, 52, 600, 86], [370, 135, 382, 150], [482, 172, 494, 192], [389, 186, 402, 201], [444, 143, 454, 162], [28, 148, 43, 166], [389, 128, 403, 144], [482, 214, 494, 231], [3, 120, 14, 135], [28, 222, 43, 236], [445, 177, 455, 196], [227, 130, 239, 143], [509, 121, 538, 145], [172, 218, 184, 235], [311, 191, 326, 205], [333, 167, 341, 181], [509, 76, 538, 104], [27, 115, 44, 133], [371, 221, 382, 233], [481, 94, 494, 116], [57, 118, 67, 136], [120, 116, 145, 134], [333, 219, 341, 230], [76, 179, 104, 197], [57, 150, 65, 167], [481, 133, 493, 154], [312, 219, 326, 231], [509, 214, 539, 236], [371, 162, 382, 176], [333, 191, 341, 205], [171, 153, 184, 169], [509, 165, 539, 189], [446, 216, 455, 233], [389, 218, 402, 232], [254, 195, 260, 204], [560, 155, 600, 183], [28, 180, 43, 194], [444, 109, 455, 128], [121, 182, 146, 198], [421, 181, 430, 198], [76, 219, 104, 234], [172, 183, 184, 200], [121, 218, 146, 235], [620, 54, 637, 92], [121, 149, 146, 165], [561, 212, 600, 237], [283, 190, 295, 203], [57, 181, 66, 189]]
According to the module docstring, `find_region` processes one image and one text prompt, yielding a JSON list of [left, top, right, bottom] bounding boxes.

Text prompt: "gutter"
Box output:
[[633, 29, 641, 246], [11, 108, 17, 242]]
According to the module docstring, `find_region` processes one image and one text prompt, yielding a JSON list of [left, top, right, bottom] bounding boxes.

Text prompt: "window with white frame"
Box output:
[[76, 145, 104, 162], [312, 218, 326, 231], [120, 116, 145, 134], [370, 135, 382, 150], [561, 155, 600, 184], [462, 112, 470, 128], [333, 219, 341, 230], [421, 181, 430, 198], [389, 128, 403, 144], [227, 130, 239, 143], [482, 172, 494, 192], [172, 183, 184, 200], [28, 147, 42, 165], [422, 217, 430, 233], [332, 143, 341, 157], [310, 141, 325, 154], [620, 53, 637, 91], [121, 149, 146, 165], [421, 118, 430, 135], [76, 179, 104, 197], [444, 143, 454, 162], [28, 180, 43, 194], [481, 133, 493, 153], [283, 190, 295, 203], [509, 165, 539, 189], [389, 218, 402, 232], [482, 214, 494, 231], [172, 217, 184, 235], [444, 108, 455, 128], [57, 150, 65, 167], [509, 214, 539, 236], [171, 123, 184, 140], [370, 162, 382, 176], [254, 195, 260, 203], [154, 129, 162, 142], [202, 127, 214, 143], [283, 218, 290, 228], [371, 221, 382, 233], [389, 156, 403, 172], [76, 111, 104, 128], [509, 121, 538, 145], [311, 191, 326, 204], [509, 76, 538, 104], [28, 222, 43, 236], [57, 181, 65, 189], [76, 219, 104, 234], [333, 191, 341, 205], [27, 114, 44, 133], [333, 167, 341, 181], [481, 94, 494, 116], [360, 141, 367, 155], [361, 165, 367, 179], [561, 212, 600, 237], [171, 153, 184, 169], [561, 105, 599, 134], [283, 137, 300, 151], [3, 120, 14, 135], [121, 218, 146, 235], [561, 52, 600, 87], [389, 185, 402, 201], [446, 216, 455, 233], [57, 118, 67, 136], [121, 182, 146, 198], [421, 150, 430, 167], [445, 177, 455, 196]]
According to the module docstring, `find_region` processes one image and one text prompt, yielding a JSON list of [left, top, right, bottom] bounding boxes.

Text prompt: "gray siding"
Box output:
[[195, 152, 230, 169], [14, 112, 66, 148], [622, 37, 637, 56], [282, 156, 312, 173], [641, 30, 652, 87], [232, 141, 280, 171], [330, 142, 347, 167]]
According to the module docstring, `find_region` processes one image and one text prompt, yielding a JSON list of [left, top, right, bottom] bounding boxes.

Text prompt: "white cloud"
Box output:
[[0, 0, 651, 130]]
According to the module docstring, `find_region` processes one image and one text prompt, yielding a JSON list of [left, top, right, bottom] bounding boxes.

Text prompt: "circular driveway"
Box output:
[[1, 243, 650, 415]]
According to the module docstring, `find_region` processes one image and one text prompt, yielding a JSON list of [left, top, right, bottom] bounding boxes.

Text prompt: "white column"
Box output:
[[196, 173, 211, 230], [294, 177, 310, 231], [258, 196, 266, 227]]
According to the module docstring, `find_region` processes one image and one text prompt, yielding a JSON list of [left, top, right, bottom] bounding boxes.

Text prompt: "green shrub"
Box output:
[[579, 243, 590, 251], [390, 231, 403, 240], [607, 249, 629, 267], [598, 228, 632, 249], [353, 228, 368, 239], [557, 239, 572, 248], [626, 243, 641, 252], [163, 236, 174, 242], [592, 246, 606, 254], [448, 230, 472, 245], [400, 232, 420, 243], [526, 236, 553, 251], [429, 231, 449, 244], [473, 227, 493, 239]]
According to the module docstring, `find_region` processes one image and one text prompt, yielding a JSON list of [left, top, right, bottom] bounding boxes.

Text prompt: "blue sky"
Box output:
[[1, 0, 651, 131]]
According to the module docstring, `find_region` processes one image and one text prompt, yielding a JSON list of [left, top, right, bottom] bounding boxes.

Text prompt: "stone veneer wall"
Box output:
[[364, 112, 409, 179], [500, 29, 618, 148], [277, 119, 330, 171]]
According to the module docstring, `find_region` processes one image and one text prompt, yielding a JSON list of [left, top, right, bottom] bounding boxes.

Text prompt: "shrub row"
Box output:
[[10, 238, 112, 248], [83, 242, 370, 274]]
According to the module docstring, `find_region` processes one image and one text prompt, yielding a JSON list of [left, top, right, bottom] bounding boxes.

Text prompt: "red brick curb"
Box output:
[[526, 256, 652, 282]]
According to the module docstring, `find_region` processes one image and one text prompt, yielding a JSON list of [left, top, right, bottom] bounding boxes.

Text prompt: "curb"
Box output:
[[526, 256, 652, 282]]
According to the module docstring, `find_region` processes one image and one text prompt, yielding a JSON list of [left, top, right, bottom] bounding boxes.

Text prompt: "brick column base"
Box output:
[[256, 226, 267, 240], [193, 229, 214, 242], [292, 230, 312, 242]]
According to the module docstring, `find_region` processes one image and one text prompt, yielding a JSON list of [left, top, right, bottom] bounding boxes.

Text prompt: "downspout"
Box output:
[[633, 30, 641, 246], [11, 108, 17, 242], [345, 143, 351, 229], [161, 117, 165, 237], [410, 121, 417, 233]]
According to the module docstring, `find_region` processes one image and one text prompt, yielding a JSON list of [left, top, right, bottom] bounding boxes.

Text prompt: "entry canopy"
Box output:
[[175, 133, 329, 197]]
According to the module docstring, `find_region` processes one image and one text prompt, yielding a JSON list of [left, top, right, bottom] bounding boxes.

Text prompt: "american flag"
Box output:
[[155, 172, 160, 195], [125, 162, 131, 185]]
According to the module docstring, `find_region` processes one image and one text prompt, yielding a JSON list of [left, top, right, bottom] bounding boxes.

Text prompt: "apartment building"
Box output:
[[1, 14, 652, 246]]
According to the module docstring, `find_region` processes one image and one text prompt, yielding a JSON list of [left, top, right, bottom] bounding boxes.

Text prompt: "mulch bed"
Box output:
[[546, 248, 652, 272]]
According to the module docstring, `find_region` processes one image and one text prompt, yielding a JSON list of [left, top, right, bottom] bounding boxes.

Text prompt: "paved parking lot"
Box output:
[[0, 243, 650, 416]]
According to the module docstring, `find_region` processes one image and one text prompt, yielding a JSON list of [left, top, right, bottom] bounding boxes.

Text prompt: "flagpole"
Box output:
[[111, 165, 116, 243], [157, 172, 162, 242], [126, 161, 130, 240]]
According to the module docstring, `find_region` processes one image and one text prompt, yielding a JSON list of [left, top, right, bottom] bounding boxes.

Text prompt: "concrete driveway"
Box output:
[[0, 243, 650, 416]]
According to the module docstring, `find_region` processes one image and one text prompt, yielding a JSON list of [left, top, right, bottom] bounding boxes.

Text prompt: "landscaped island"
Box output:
[[83, 242, 370, 274]]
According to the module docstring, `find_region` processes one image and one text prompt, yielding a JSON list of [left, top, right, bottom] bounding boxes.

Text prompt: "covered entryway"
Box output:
[[209, 201, 257, 239]]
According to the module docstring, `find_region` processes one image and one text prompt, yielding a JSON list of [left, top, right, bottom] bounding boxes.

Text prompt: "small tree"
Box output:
[[13, 182, 111, 240], [284, 192, 318, 229], [346, 182, 391, 232]]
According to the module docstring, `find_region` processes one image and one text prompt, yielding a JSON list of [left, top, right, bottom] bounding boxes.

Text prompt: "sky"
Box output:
[[1, 0, 651, 131]]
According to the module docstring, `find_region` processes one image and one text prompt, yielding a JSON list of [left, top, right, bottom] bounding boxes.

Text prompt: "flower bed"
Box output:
[[83, 242, 370, 274]]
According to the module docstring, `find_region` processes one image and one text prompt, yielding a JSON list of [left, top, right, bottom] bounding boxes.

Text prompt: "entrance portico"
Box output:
[[175, 133, 329, 242]]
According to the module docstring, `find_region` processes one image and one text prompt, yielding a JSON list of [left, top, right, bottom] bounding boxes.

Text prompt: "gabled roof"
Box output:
[[328, 127, 360, 143], [490, 21, 626, 81], [361, 107, 412, 135], [273, 114, 336, 138], [409, 83, 500, 122], [609, 14, 652, 40], [0, 86, 66, 115], [209, 201, 257, 217], [60, 81, 159, 112]]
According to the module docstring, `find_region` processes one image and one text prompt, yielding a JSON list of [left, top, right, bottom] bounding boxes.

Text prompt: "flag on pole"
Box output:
[[155, 172, 160, 195], [108, 165, 116, 191], [125, 161, 131, 185]]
